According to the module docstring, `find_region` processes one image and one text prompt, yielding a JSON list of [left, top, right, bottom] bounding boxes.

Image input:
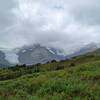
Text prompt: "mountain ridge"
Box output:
[[0, 43, 99, 66]]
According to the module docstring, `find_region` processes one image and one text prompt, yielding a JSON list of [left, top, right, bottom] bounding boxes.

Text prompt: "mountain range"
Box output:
[[0, 43, 99, 67], [66, 43, 98, 58]]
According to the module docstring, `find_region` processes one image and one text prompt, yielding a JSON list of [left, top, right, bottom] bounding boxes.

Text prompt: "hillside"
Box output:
[[0, 54, 100, 100]]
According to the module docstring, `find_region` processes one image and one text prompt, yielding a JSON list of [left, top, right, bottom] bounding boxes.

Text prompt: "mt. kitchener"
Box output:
[[0, 44, 66, 66], [17, 44, 65, 65], [0, 43, 99, 67]]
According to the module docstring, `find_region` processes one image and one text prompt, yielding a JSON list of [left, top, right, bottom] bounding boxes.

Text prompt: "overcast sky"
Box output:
[[0, 0, 100, 54]]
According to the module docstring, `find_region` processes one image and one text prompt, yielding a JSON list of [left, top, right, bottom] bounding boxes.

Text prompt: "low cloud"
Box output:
[[0, 0, 100, 63]]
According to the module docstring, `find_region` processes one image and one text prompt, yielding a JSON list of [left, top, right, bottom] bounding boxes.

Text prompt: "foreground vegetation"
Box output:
[[0, 55, 100, 100]]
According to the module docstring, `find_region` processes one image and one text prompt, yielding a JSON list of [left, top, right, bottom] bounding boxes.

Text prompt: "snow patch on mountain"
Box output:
[[46, 48, 56, 54], [22, 50, 26, 53]]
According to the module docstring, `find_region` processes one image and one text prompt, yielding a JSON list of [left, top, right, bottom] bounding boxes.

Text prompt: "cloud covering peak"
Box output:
[[0, 0, 100, 54]]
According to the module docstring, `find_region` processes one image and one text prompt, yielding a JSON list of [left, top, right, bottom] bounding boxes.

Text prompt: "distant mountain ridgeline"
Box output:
[[0, 43, 100, 67], [66, 43, 98, 58]]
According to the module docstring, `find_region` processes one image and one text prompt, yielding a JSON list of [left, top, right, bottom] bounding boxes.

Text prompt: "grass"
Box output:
[[0, 55, 100, 100]]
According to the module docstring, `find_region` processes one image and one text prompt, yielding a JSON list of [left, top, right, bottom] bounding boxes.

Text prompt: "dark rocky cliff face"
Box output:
[[17, 45, 61, 65]]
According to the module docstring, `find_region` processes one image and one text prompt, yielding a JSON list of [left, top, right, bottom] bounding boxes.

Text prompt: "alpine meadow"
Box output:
[[0, 0, 100, 100]]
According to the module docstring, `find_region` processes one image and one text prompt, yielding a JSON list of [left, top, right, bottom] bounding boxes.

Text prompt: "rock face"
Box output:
[[17, 45, 62, 65], [0, 51, 10, 67]]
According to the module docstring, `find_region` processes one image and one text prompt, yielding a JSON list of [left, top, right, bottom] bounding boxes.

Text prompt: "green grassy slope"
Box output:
[[0, 54, 100, 100]]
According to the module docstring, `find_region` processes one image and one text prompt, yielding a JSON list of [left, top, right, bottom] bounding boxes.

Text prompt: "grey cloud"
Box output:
[[67, 0, 100, 25], [0, 0, 17, 31], [0, 0, 100, 54]]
